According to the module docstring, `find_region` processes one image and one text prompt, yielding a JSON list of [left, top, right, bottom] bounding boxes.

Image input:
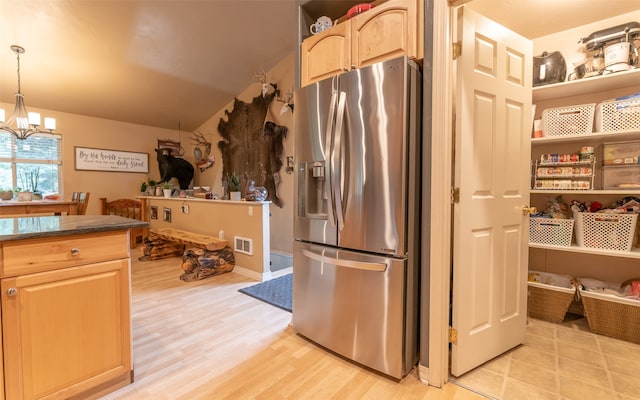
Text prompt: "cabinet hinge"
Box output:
[[451, 187, 460, 204], [449, 327, 458, 344], [452, 42, 462, 60]]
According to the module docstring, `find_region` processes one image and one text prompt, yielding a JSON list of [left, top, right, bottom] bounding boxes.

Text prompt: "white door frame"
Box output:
[[419, 0, 455, 388]]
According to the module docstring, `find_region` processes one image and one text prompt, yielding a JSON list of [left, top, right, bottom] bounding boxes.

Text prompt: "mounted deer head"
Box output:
[[191, 131, 212, 162], [276, 89, 294, 114], [253, 68, 278, 97]]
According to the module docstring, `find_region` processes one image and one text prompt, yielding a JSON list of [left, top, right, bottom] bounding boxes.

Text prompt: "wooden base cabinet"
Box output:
[[0, 231, 133, 399], [0, 322, 3, 400]]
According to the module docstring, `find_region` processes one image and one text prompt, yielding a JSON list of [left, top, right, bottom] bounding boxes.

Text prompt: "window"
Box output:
[[0, 132, 62, 194]]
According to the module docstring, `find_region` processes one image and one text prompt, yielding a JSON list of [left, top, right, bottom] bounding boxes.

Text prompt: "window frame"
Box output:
[[0, 132, 62, 194]]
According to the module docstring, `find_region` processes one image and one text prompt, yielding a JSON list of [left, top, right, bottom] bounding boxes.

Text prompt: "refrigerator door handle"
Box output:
[[332, 91, 347, 229], [301, 248, 387, 272], [325, 89, 338, 227]]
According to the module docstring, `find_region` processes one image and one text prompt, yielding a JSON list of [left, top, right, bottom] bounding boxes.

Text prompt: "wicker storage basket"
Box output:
[[596, 97, 640, 133], [528, 281, 576, 323], [581, 290, 640, 344], [574, 212, 638, 251], [529, 218, 574, 247], [542, 103, 595, 137]]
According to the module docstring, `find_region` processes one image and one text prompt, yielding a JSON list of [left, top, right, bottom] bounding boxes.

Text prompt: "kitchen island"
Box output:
[[0, 215, 148, 399]]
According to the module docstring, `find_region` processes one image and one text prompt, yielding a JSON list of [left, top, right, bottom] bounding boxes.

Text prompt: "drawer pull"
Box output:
[[70, 247, 80, 255], [7, 288, 17, 296]]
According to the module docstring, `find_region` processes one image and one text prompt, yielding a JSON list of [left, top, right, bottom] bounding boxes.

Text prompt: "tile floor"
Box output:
[[449, 315, 640, 400]]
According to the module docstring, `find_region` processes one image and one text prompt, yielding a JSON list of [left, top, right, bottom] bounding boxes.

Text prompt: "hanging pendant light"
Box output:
[[0, 45, 58, 140]]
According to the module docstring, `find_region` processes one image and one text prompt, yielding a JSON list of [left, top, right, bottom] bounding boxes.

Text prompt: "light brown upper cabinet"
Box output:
[[301, 20, 351, 87], [300, 0, 423, 87]]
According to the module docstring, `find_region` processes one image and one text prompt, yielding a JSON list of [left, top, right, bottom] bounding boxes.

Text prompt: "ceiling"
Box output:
[[0, 0, 296, 132], [1, 1, 638, 133], [465, 0, 640, 39]]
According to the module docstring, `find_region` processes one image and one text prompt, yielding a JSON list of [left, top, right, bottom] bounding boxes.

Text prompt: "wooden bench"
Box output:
[[143, 229, 234, 281], [152, 228, 227, 250]]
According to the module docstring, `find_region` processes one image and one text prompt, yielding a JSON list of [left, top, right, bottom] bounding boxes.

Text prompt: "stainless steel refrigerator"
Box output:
[[293, 56, 422, 379]]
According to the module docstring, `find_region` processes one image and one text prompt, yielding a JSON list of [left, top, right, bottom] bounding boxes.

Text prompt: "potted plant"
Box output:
[[0, 187, 13, 201], [227, 172, 241, 201], [141, 178, 157, 196], [18, 168, 40, 200], [162, 182, 172, 198], [15, 187, 32, 202]]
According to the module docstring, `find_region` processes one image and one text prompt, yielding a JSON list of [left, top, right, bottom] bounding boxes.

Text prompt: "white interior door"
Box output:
[[450, 6, 533, 377]]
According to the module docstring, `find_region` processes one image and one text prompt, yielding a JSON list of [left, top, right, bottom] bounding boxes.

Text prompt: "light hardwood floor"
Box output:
[[99, 254, 484, 400]]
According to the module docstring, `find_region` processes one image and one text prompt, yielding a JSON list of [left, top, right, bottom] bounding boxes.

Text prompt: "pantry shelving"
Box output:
[[531, 129, 640, 144], [532, 68, 640, 102], [531, 189, 640, 195], [529, 242, 640, 259], [530, 66, 640, 260]]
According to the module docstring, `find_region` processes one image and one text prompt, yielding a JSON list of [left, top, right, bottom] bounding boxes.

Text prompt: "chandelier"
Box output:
[[0, 45, 57, 140]]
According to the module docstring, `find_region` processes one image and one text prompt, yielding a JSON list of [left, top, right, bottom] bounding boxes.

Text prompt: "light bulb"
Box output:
[[28, 112, 41, 127], [44, 117, 56, 130]]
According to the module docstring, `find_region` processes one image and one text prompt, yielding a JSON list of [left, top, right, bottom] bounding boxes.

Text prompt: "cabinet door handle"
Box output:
[[6, 287, 17, 296], [70, 247, 80, 255]]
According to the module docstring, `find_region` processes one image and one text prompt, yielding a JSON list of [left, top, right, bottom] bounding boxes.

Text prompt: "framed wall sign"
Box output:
[[75, 147, 149, 173]]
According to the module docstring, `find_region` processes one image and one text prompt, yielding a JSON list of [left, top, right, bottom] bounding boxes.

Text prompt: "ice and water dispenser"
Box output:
[[297, 160, 328, 219]]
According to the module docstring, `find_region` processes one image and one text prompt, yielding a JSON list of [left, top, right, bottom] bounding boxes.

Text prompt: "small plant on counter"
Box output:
[[162, 182, 171, 190], [227, 172, 241, 193], [19, 168, 40, 194], [141, 177, 159, 193], [0, 187, 13, 200]]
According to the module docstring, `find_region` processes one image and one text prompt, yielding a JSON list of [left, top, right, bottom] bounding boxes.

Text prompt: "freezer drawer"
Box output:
[[292, 241, 417, 379]]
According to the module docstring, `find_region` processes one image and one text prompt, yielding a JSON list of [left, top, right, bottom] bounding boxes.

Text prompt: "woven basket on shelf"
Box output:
[[581, 291, 640, 344], [567, 299, 584, 316], [528, 282, 576, 323]]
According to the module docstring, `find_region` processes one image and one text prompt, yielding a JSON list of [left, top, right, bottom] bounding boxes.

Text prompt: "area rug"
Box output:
[[239, 274, 292, 312]]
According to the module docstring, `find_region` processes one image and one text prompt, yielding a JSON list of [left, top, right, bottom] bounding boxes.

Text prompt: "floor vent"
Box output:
[[234, 236, 253, 255]]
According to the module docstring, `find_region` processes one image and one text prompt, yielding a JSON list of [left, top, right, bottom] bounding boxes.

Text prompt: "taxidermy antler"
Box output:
[[253, 68, 278, 97], [191, 131, 212, 162], [276, 89, 294, 114], [191, 131, 211, 154]]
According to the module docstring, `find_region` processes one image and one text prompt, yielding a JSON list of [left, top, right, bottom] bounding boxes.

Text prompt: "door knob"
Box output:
[[6, 287, 17, 296], [522, 205, 537, 215]]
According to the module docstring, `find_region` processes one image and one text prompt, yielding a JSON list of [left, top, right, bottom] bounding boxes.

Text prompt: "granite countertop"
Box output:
[[0, 215, 149, 242]]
